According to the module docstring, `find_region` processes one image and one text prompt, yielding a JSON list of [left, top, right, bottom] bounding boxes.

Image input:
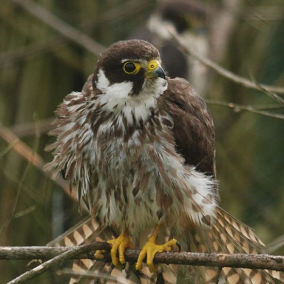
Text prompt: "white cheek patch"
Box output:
[[107, 82, 133, 100], [95, 68, 168, 126], [97, 68, 133, 99], [96, 69, 110, 92], [96, 68, 134, 109]]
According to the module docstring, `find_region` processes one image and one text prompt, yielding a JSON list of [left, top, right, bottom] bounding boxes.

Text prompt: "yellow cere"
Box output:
[[147, 60, 159, 71]]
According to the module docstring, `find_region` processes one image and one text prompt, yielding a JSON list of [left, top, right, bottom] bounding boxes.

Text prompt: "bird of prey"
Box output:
[[46, 39, 283, 283]]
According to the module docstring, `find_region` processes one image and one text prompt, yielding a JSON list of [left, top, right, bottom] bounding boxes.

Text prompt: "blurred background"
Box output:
[[1, 0, 284, 283]]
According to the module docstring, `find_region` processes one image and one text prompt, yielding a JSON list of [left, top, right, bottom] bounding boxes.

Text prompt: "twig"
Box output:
[[166, 26, 284, 95], [59, 269, 137, 284], [267, 234, 284, 254], [0, 160, 27, 238], [1, 0, 152, 67], [0, 124, 43, 169], [11, 118, 54, 138], [0, 243, 110, 260], [257, 83, 284, 104], [206, 99, 284, 119], [10, 0, 106, 56], [0, 124, 78, 203], [5, 243, 109, 284], [0, 123, 40, 238], [13, 206, 36, 219]]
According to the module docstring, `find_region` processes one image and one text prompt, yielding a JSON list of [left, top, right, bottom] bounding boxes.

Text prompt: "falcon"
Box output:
[[46, 39, 283, 283]]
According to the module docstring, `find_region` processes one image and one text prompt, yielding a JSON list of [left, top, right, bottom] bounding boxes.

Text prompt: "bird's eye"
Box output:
[[123, 62, 140, 75]]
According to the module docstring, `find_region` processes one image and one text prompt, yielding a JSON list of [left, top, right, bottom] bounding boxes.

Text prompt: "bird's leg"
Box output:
[[94, 231, 133, 270], [136, 224, 180, 272]]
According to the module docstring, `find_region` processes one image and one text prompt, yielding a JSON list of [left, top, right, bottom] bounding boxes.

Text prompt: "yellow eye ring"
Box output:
[[123, 62, 141, 75]]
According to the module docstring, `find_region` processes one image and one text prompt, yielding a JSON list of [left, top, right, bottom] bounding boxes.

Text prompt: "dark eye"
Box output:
[[124, 63, 136, 73], [123, 62, 140, 74]]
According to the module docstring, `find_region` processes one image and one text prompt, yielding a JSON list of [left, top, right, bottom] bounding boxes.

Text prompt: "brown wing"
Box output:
[[163, 77, 216, 177]]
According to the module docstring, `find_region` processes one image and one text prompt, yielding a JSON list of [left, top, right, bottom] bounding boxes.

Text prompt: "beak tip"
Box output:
[[153, 66, 166, 79]]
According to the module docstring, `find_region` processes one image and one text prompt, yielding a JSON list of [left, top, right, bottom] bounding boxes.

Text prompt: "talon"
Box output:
[[94, 232, 133, 270], [176, 241, 181, 252], [136, 224, 179, 272], [94, 249, 107, 259]]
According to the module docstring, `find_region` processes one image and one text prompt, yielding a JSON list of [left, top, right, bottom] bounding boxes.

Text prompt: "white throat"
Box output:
[[95, 69, 168, 125]]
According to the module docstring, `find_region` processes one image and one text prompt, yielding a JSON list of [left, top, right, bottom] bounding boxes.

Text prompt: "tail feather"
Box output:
[[47, 211, 284, 283], [48, 216, 112, 284], [191, 207, 283, 284], [47, 216, 108, 247], [215, 209, 264, 252], [48, 217, 163, 284]]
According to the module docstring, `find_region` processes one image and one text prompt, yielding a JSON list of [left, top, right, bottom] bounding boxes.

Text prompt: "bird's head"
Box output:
[[93, 40, 167, 99]]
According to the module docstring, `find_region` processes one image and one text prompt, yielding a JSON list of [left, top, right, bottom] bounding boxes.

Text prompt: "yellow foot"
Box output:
[[95, 232, 133, 270], [135, 224, 180, 272]]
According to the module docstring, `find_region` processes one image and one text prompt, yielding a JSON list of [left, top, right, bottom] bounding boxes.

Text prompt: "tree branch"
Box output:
[[206, 99, 284, 119], [2, 243, 284, 273], [166, 26, 284, 95], [10, 0, 105, 56], [59, 269, 137, 284], [4, 244, 109, 284], [0, 124, 79, 203]]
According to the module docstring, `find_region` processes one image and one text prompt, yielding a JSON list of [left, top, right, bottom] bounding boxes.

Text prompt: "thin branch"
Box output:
[[2, 0, 152, 67], [5, 244, 109, 284], [0, 159, 27, 238], [0, 122, 40, 238], [2, 244, 284, 283], [206, 100, 284, 119], [251, 104, 284, 110], [10, 0, 106, 56], [59, 269, 138, 284], [166, 26, 284, 95], [11, 118, 54, 138], [268, 234, 284, 254], [0, 124, 78, 203], [0, 243, 110, 260], [257, 83, 284, 104], [0, 141, 17, 159], [0, 124, 43, 169], [13, 206, 36, 219]]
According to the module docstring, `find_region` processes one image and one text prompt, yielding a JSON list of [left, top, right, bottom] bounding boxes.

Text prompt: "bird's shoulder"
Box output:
[[161, 77, 216, 176]]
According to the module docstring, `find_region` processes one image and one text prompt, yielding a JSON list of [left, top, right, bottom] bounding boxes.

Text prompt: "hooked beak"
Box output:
[[145, 60, 166, 79]]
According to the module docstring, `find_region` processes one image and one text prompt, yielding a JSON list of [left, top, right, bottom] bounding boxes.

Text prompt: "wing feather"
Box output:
[[163, 78, 216, 177]]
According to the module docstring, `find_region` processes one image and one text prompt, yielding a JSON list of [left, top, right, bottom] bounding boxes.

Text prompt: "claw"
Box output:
[[94, 249, 107, 259], [176, 241, 181, 252], [94, 232, 133, 270], [136, 224, 179, 272], [136, 238, 179, 272]]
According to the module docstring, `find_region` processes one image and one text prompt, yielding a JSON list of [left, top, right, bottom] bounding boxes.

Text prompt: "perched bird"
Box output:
[[46, 39, 283, 283]]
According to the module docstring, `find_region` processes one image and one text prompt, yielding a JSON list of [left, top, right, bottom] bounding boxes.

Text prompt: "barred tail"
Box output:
[[48, 216, 111, 284], [192, 208, 284, 284], [47, 209, 284, 283], [48, 217, 168, 284]]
